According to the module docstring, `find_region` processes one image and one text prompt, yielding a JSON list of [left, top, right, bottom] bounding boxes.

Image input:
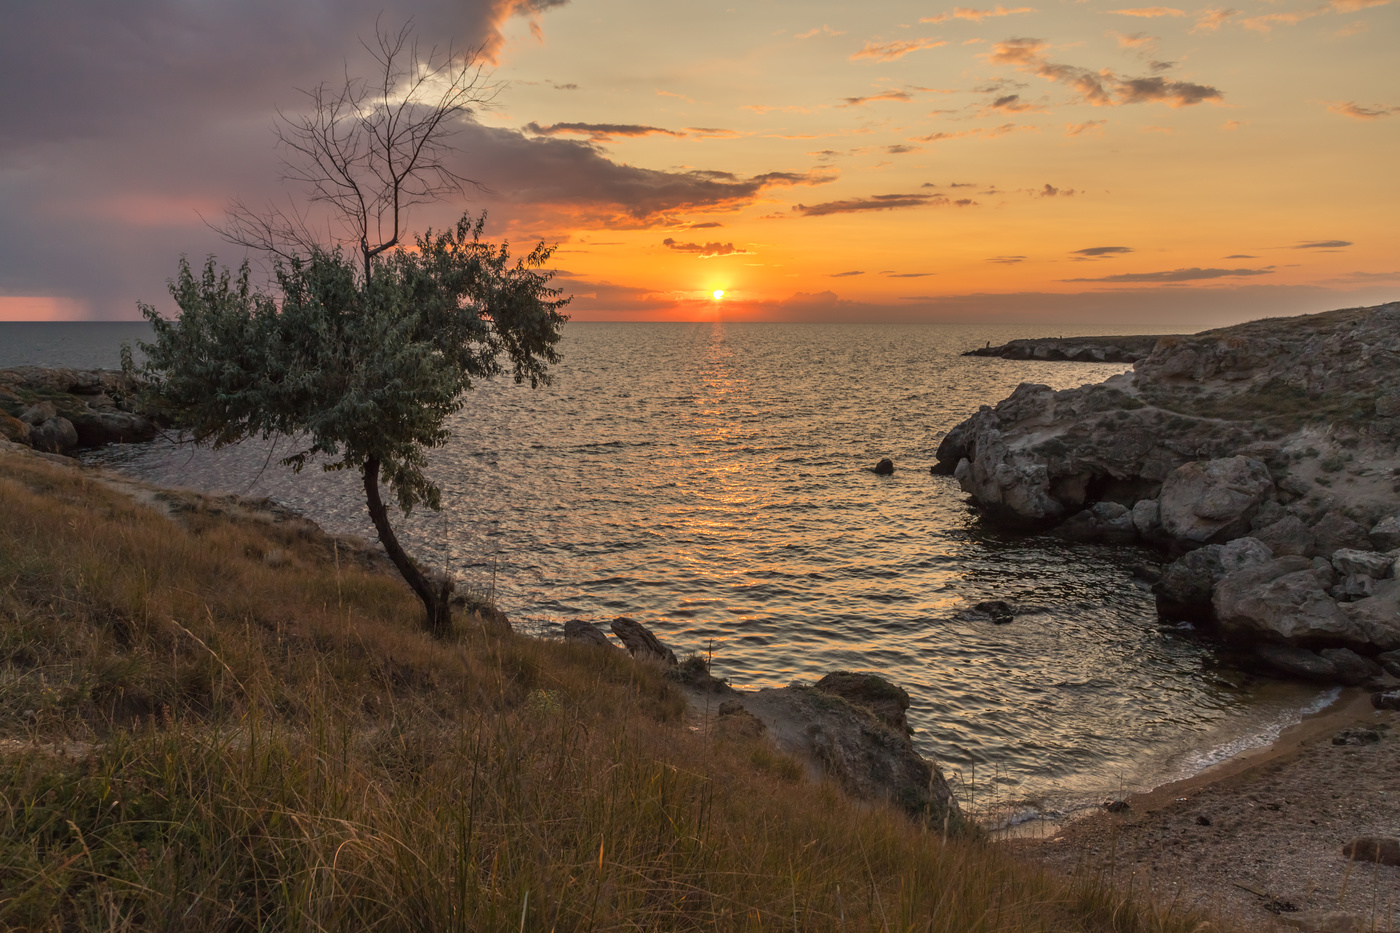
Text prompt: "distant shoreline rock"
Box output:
[[964, 335, 1165, 364], [940, 302, 1400, 686], [0, 366, 158, 454]]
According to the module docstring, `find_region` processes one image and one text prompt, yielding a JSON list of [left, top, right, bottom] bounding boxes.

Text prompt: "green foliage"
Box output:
[[139, 213, 568, 514]]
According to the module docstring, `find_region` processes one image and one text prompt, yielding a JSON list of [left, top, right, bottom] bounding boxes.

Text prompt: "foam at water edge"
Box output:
[[1170, 686, 1342, 779]]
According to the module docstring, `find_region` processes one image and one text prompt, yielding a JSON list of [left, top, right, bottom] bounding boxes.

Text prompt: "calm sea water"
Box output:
[[4, 320, 1327, 821]]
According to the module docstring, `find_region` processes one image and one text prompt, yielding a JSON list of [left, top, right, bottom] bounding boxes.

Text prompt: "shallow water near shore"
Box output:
[[5, 320, 1331, 818]]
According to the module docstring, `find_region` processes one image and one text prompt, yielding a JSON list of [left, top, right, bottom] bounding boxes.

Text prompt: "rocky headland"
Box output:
[[0, 366, 157, 454], [964, 334, 1163, 364], [937, 301, 1400, 687]]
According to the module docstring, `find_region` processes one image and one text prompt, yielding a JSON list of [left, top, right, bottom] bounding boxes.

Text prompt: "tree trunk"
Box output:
[[363, 456, 454, 638]]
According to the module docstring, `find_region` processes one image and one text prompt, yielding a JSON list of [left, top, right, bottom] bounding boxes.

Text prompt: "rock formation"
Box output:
[[0, 367, 157, 454], [937, 302, 1400, 683]]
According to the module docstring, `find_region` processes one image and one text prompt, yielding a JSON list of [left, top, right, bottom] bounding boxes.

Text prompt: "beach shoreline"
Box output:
[[1013, 691, 1400, 930]]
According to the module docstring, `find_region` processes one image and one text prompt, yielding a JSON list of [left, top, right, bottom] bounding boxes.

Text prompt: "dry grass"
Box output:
[[0, 450, 1232, 932]]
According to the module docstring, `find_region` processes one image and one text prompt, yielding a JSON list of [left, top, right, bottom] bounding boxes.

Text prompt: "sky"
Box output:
[[1, 0, 1396, 326]]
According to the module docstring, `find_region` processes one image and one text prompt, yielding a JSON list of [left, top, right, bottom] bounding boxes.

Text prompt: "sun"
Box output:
[[712, 289, 725, 300]]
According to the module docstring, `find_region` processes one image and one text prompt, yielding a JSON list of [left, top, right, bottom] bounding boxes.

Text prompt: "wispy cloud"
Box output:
[[685, 127, 744, 138], [796, 24, 847, 38], [909, 123, 1022, 142], [850, 37, 947, 62], [1191, 8, 1238, 32], [792, 192, 974, 216], [1065, 266, 1273, 282], [986, 38, 1222, 107], [662, 238, 752, 258], [1073, 246, 1133, 257], [841, 90, 915, 107], [987, 255, 1028, 264], [1108, 6, 1185, 15], [1328, 101, 1398, 119], [525, 122, 685, 141], [829, 270, 865, 277], [1066, 119, 1108, 135], [1295, 239, 1353, 249], [983, 93, 1047, 114], [921, 5, 1036, 23]]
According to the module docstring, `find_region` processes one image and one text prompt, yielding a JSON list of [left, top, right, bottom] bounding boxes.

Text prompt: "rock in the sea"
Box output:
[[1253, 514, 1316, 557], [970, 599, 1016, 624], [609, 617, 678, 666], [872, 458, 894, 475], [1054, 501, 1137, 543], [563, 619, 620, 652], [1214, 557, 1363, 646], [1154, 545, 1224, 620], [1331, 548, 1394, 579], [1340, 837, 1400, 866], [1158, 456, 1273, 544]]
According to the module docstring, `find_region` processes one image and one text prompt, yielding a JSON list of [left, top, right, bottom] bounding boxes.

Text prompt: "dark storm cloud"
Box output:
[[1064, 266, 1273, 282]]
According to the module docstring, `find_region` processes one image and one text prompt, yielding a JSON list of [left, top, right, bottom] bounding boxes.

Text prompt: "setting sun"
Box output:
[[712, 290, 724, 300]]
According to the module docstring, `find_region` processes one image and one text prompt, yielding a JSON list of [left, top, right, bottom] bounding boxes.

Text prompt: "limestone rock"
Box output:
[[28, 417, 78, 454], [1377, 649, 1400, 678], [1131, 498, 1160, 537], [609, 617, 678, 666], [1054, 502, 1137, 543], [1253, 644, 1341, 682], [1332, 574, 1374, 602], [1154, 545, 1224, 620], [1340, 579, 1400, 650], [0, 412, 30, 445], [1253, 514, 1316, 557], [1158, 456, 1273, 544], [1331, 548, 1394, 579], [1214, 557, 1363, 646], [813, 671, 912, 734], [1220, 536, 1273, 573], [563, 619, 619, 652], [1312, 511, 1372, 556], [1340, 837, 1400, 866], [1318, 648, 1382, 686], [1369, 515, 1400, 551], [19, 401, 57, 425]]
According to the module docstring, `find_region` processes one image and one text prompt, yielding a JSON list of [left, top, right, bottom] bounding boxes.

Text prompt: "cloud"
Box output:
[[1326, 0, 1394, 10], [984, 93, 1047, 114], [661, 238, 751, 258], [1294, 240, 1353, 249], [987, 255, 1028, 264], [525, 121, 685, 140], [1112, 31, 1158, 49], [1224, 254, 1256, 259], [1328, 101, 1398, 119], [796, 24, 847, 38], [921, 6, 1036, 23], [1064, 266, 1273, 282], [841, 90, 915, 107], [881, 271, 936, 277], [792, 193, 971, 216], [1036, 183, 1075, 196], [885, 144, 923, 154], [677, 221, 724, 229], [685, 127, 744, 138], [850, 37, 947, 62], [986, 38, 1222, 107], [1066, 120, 1108, 135], [1191, 8, 1238, 32], [1108, 7, 1185, 15], [1073, 246, 1134, 257], [830, 270, 865, 277], [909, 123, 1021, 142]]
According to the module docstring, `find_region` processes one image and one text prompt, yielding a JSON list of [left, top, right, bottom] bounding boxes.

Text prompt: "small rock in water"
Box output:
[[872, 458, 894, 475], [971, 600, 1015, 624]]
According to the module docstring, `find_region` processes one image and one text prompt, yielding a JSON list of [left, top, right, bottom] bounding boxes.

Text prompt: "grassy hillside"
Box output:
[[0, 448, 1224, 932]]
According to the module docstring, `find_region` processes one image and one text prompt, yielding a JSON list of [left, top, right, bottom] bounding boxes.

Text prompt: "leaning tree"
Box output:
[[138, 24, 569, 637]]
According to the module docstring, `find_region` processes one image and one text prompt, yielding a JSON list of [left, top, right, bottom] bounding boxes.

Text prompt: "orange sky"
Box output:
[[1, 1, 1395, 325]]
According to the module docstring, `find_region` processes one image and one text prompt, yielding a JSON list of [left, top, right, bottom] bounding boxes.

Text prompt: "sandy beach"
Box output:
[[1016, 691, 1400, 931]]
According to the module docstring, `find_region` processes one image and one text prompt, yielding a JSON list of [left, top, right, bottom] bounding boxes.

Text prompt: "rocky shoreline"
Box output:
[[0, 366, 157, 454], [963, 334, 1164, 363], [938, 301, 1400, 691]]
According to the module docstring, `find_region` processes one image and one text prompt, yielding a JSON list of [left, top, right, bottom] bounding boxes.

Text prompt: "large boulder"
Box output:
[[1157, 457, 1274, 544], [1153, 545, 1224, 620], [1340, 579, 1400, 651], [813, 671, 912, 734], [28, 417, 78, 454], [1213, 557, 1364, 646], [1369, 515, 1400, 551], [1312, 511, 1372, 556], [1252, 514, 1316, 557], [68, 409, 156, 446], [1331, 548, 1393, 579]]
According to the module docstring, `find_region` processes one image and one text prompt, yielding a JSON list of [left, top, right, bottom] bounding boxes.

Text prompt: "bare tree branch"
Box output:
[[211, 18, 497, 282]]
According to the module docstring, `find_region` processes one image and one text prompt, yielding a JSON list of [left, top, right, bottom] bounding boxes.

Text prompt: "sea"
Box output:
[[1, 320, 1334, 826]]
